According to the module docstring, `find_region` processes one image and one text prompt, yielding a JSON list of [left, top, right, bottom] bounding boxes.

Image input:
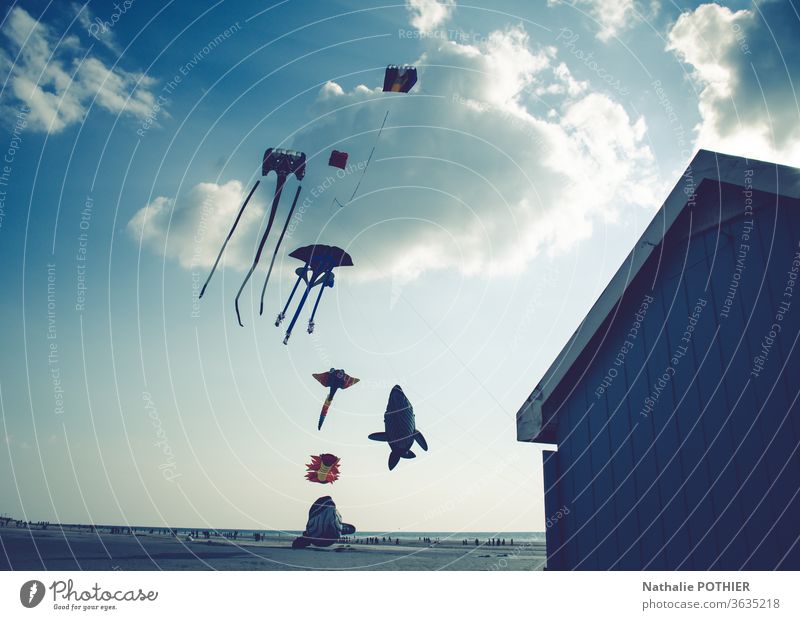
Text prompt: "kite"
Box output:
[[305, 453, 341, 484], [274, 244, 353, 344], [382, 65, 418, 93], [368, 385, 428, 471], [312, 368, 360, 430], [291, 496, 356, 549], [197, 148, 306, 327], [333, 65, 417, 208], [328, 150, 348, 170]]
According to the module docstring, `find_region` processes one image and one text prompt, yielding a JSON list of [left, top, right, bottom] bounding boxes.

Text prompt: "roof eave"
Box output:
[[516, 149, 800, 444]]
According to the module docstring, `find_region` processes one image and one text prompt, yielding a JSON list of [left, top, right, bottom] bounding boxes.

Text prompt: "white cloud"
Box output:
[[550, 0, 644, 41], [667, 4, 749, 96], [405, 0, 456, 32], [128, 180, 268, 271], [131, 23, 658, 283], [0, 7, 156, 133], [666, 1, 800, 167]]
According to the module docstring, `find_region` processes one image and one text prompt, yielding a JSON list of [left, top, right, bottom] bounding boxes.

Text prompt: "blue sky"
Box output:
[[1, 0, 798, 532]]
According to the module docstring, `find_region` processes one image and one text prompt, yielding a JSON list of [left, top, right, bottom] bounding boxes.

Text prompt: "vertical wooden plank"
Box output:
[[542, 449, 563, 570], [700, 226, 749, 568]]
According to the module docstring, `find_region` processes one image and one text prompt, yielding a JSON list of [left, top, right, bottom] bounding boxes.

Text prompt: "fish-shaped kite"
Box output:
[[368, 385, 428, 470], [305, 453, 341, 484], [312, 368, 360, 430]]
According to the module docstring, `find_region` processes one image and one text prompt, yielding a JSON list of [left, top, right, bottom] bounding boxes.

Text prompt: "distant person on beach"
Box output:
[[292, 496, 356, 549]]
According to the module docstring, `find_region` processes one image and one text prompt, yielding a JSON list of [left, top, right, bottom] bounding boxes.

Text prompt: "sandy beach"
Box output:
[[0, 526, 546, 571]]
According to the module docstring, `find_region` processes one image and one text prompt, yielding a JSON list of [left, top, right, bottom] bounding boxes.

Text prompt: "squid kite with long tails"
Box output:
[[305, 453, 341, 484], [312, 368, 360, 430], [275, 245, 354, 344], [197, 148, 306, 326]]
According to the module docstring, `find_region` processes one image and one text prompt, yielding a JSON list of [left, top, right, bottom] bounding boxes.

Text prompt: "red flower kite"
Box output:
[[305, 453, 341, 484]]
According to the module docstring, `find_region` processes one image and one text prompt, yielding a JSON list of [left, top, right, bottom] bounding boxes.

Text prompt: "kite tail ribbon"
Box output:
[[199, 179, 260, 299], [259, 184, 302, 316], [317, 397, 333, 430], [234, 173, 286, 327]]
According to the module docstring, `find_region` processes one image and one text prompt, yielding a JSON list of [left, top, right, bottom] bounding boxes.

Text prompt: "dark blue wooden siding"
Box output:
[[541, 180, 800, 570]]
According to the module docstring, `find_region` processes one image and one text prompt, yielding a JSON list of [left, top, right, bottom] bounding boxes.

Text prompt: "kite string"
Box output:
[[346, 109, 390, 204]]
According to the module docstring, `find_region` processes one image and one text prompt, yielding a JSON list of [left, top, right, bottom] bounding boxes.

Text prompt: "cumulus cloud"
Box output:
[[550, 0, 647, 41], [666, 1, 800, 166], [0, 6, 156, 132], [128, 180, 268, 271], [131, 23, 659, 283], [308, 25, 658, 280], [405, 0, 456, 32]]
